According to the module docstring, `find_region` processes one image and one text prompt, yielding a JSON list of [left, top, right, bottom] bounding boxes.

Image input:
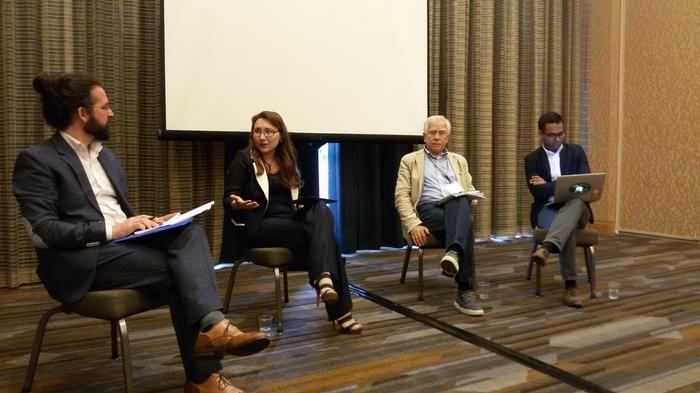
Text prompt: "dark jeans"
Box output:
[[91, 224, 223, 384], [245, 201, 353, 321], [416, 196, 476, 287]]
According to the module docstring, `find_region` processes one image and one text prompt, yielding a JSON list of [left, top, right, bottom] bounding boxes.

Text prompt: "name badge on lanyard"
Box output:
[[445, 181, 463, 194]]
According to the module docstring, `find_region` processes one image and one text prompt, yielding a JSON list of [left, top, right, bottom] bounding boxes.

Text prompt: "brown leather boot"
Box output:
[[194, 320, 270, 358], [563, 287, 584, 308], [185, 373, 243, 393], [531, 246, 549, 267]]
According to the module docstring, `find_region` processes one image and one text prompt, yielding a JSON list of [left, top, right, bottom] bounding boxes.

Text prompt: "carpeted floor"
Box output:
[[0, 234, 698, 392]]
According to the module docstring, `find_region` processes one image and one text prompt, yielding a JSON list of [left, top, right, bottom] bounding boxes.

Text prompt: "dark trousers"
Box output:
[[90, 224, 223, 384], [417, 196, 476, 287], [245, 201, 353, 321]]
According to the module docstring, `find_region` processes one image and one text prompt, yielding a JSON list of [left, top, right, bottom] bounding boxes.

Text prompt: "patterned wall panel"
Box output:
[[588, 0, 621, 230], [620, 1, 700, 238]]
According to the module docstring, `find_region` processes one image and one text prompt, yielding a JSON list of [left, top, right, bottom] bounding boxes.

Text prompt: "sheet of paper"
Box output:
[[165, 201, 215, 225], [445, 182, 464, 194], [133, 201, 214, 235]]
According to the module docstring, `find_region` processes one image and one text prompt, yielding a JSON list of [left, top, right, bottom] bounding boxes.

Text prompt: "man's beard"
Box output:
[[85, 116, 110, 141]]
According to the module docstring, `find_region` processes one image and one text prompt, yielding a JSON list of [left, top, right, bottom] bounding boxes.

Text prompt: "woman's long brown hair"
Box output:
[[249, 111, 301, 189]]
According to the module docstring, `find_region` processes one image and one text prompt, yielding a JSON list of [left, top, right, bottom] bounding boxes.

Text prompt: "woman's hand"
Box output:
[[230, 194, 259, 210]]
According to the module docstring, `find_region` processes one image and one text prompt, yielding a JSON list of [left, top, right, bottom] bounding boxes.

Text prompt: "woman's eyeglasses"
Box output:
[[252, 128, 279, 137]]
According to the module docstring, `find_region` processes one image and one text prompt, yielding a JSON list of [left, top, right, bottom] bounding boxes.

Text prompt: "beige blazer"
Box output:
[[394, 149, 475, 240]]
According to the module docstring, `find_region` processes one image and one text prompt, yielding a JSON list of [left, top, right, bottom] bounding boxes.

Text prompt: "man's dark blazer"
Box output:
[[13, 133, 136, 303], [524, 143, 593, 228]]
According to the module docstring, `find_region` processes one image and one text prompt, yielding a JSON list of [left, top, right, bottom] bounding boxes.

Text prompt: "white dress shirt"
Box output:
[[544, 144, 563, 203], [60, 132, 127, 240]]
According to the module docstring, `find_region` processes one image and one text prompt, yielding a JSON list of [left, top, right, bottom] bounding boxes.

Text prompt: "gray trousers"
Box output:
[[91, 224, 223, 384], [537, 198, 590, 281]]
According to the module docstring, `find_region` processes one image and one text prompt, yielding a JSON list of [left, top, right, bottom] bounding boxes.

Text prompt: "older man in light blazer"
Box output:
[[394, 115, 483, 316]]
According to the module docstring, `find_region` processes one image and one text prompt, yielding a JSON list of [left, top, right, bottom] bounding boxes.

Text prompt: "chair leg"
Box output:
[[223, 259, 245, 313], [535, 265, 542, 297], [585, 246, 597, 298], [111, 320, 119, 359], [400, 246, 412, 284], [22, 306, 63, 393], [117, 318, 135, 393], [418, 247, 424, 301], [273, 267, 284, 333], [526, 240, 538, 280], [283, 268, 289, 303]]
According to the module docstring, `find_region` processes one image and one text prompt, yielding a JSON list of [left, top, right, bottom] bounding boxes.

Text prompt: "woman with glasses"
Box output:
[[224, 111, 362, 334]]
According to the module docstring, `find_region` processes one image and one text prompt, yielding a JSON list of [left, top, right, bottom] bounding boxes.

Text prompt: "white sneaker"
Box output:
[[440, 250, 459, 278], [454, 291, 484, 316]]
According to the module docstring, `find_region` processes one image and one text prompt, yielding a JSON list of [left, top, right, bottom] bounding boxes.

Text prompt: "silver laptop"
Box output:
[[553, 173, 606, 203]]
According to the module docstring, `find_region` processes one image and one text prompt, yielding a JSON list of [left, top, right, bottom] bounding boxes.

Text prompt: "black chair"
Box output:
[[23, 289, 166, 393], [526, 227, 599, 298], [399, 233, 443, 301]]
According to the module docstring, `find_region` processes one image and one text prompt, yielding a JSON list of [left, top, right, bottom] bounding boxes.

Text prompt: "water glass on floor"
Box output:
[[608, 281, 620, 300], [258, 314, 274, 337], [478, 281, 491, 300]]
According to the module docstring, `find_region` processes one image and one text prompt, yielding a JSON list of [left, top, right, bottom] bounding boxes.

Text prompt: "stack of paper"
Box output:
[[115, 201, 215, 242], [436, 190, 486, 206]]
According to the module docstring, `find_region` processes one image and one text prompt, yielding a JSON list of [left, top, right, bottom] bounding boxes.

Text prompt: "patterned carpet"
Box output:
[[0, 234, 698, 392]]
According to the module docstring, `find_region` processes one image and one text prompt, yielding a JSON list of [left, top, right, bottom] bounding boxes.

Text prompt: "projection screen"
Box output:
[[162, 0, 427, 140]]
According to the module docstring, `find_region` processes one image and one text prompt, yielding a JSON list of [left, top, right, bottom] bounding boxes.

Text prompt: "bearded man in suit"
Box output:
[[13, 73, 269, 393]]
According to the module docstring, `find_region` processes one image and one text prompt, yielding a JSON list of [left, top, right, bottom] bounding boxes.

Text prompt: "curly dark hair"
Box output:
[[32, 73, 103, 130]]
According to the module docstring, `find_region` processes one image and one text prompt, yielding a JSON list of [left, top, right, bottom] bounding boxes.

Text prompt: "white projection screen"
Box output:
[[163, 0, 427, 140]]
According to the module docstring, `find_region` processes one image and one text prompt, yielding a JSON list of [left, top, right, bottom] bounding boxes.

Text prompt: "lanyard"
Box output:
[[427, 153, 453, 182]]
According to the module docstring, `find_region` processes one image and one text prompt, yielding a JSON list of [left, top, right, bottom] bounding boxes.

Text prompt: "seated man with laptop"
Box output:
[[525, 112, 603, 308]]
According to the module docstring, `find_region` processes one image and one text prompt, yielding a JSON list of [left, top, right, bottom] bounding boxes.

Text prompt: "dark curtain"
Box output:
[[336, 142, 413, 253]]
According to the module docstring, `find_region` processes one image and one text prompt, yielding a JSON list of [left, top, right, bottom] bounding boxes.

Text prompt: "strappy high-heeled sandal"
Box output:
[[333, 313, 363, 334], [316, 272, 338, 306]]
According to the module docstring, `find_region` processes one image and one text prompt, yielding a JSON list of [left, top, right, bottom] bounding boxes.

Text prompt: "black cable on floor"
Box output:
[[349, 283, 613, 393]]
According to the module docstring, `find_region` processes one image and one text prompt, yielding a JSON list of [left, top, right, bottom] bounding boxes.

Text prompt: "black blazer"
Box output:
[[13, 133, 135, 303], [524, 143, 593, 228], [223, 148, 300, 237]]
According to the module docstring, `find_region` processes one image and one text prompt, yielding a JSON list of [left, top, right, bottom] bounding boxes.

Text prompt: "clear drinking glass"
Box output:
[[258, 314, 274, 336]]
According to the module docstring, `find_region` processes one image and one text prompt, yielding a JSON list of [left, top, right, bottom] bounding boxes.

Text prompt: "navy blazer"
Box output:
[[13, 133, 136, 303], [524, 143, 593, 228]]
